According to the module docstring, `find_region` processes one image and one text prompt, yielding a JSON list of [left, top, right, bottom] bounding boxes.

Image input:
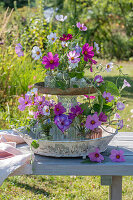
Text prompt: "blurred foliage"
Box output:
[[0, 0, 35, 8]]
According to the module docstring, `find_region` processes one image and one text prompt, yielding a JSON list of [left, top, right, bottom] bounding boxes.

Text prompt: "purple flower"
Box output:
[[75, 44, 82, 53], [15, 43, 24, 57], [94, 75, 104, 83], [76, 22, 87, 31], [67, 50, 80, 64], [18, 95, 32, 111], [42, 52, 59, 70], [85, 113, 101, 130], [54, 102, 66, 115], [69, 105, 83, 119], [118, 120, 123, 129], [34, 96, 45, 106], [88, 148, 104, 163], [34, 111, 40, 119], [99, 112, 107, 122], [117, 102, 125, 110], [54, 114, 72, 132], [60, 34, 73, 41], [121, 79, 131, 90], [114, 113, 121, 119], [102, 92, 114, 102], [109, 149, 125, 162]]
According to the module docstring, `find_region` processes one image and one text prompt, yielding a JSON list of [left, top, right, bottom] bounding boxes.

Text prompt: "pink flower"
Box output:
[[117, 102, 125, 110], [88, 148, 104, 163], [60, 34, 73, 41], [121, 79, 131, 90], [76, 22, 87, 31], [18, 95, 32, 111], [94, 75, 104, 83], [34, 96, 45, 106], [84, 95, 89, 99], [85, 113, 101, 130], [102, 91, 114, 102], [28, 85, 33, 89], [89, 96, 95, 99], [109, 149, 125, 162], [42, 52, 59, 70], [33, 76, 36, 80], [34, 111, 40, 119], [67, 50, 80, 63], [54, 102, 66, 115]]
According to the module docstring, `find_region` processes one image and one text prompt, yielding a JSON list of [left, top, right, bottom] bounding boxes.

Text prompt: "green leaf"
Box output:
[[102, 105, 112, 113], [31, 140, 39, 149], [55, 80, 66, 90], [80, 102, 91, 116], [99, 81, 120, 96], [93, 104, 100, 113]]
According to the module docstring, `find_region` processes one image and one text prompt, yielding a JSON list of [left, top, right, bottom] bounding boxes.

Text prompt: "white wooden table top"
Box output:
[[17, 132, 133, 176]]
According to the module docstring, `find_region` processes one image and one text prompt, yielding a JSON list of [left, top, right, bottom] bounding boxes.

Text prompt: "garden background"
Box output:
[[0, 0, 133, 199]]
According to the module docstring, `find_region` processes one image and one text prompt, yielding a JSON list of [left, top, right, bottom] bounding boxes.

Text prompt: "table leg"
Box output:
[[109, 176, 122, 200]]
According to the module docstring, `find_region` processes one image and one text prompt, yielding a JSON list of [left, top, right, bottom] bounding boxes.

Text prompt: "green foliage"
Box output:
[[80, 102, 91, 116], [99, 81, 120, 96], [31, 140, 39, 148]]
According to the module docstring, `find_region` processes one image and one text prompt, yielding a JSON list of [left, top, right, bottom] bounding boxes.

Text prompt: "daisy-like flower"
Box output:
[[76, 22, 87, 31], [42, 105, 50, 116], [85, 113, 101, 130], [26, 88, 38, 96], [54, 102, 66, 115], [88, 148, 104, 163], [118, 120, 124, 129], [102, 91, 114, 102], [94, 75, 104, 83], [82, 43, 94, 62], [117, 102, 125, 110], [61, 41, 69, 48], [55, 15, 67, 22], [32, 46, 42, 60], [42, 52, 59, 70], [60, 34, 72, 41], [47, 32, 58, 44], [18, 95, 32, 111], [94, 42, 100, 54], [67, 50, 80, 64], [121, 79, 131, 90], [109, 149, 125, 162], [54, 114, 72, 132], [15, 43, 24, 57], [105, 62, 113, 72], [34, 96, 45, 106]]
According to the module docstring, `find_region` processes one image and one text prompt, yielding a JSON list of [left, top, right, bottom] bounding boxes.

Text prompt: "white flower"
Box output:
[[32, 46, 42, 60], [105, 62, 113, 72], [61, 41, 69, 48], [44, 8, 54, 23], [68, 61, 78, 69], [55, 15, 67, 22], [26, 88, 38, 96], [130, 109, 133, 113], [94, 42, 100, 54], [43, 105, 50, 116], [47, 32, 58, 44]]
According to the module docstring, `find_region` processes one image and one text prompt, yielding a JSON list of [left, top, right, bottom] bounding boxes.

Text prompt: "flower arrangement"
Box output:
[[16, 15, 131, 141]]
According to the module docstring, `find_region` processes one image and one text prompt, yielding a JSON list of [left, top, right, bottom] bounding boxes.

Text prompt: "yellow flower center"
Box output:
[[116, 155, 120, 159], [95, 153, 99, 158], [107, 65, 110, 69], [51, 37, 55, 41], [39, 102, 42, 105], [25, 101, 28, 104], [46, 109, 49, 113], [91, 120, 95, 125], [56, 108, 59, 111], [84, 51, 88, 55], [71, 57, 74, 60], [32, 102, 34, 105], [50, 60, 54, 64], [36, 51, 40, 55], [80, 27, 83, 30], [105, 97, 109, 100]]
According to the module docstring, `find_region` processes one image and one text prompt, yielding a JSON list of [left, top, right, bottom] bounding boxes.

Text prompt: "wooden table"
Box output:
[[9, 132, 133, 200]]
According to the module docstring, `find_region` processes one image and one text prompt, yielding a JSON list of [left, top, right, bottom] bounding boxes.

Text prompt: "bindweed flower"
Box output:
[[18, 95, 32, 111], [55, 15, 67, 22], [94, 42, 100, 54], [109, 149, 125, 162], [60, 34, 72, 41], [54, 102, 66, 115], [117, 102, 125, 110], [42, 105, 50, 116], [47, 32, 58, 44], [42, 52, 59, 70], [88, 148, 104, 163], [114, 113, 121, 120], [121, 79, 131, 90], [94, 75, 104, 83], [102, 91, 114, 102], [105, 62, 113, 72], [118, 120, 123, 129], [76, 22, 87, 31], [99, 112, 107, 122], [54, 114, 72, 132], [15, 43, 24, 57], [85, 113, 101, 130], [67, 50, 80, 64], [32, 46, 42, 60]]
